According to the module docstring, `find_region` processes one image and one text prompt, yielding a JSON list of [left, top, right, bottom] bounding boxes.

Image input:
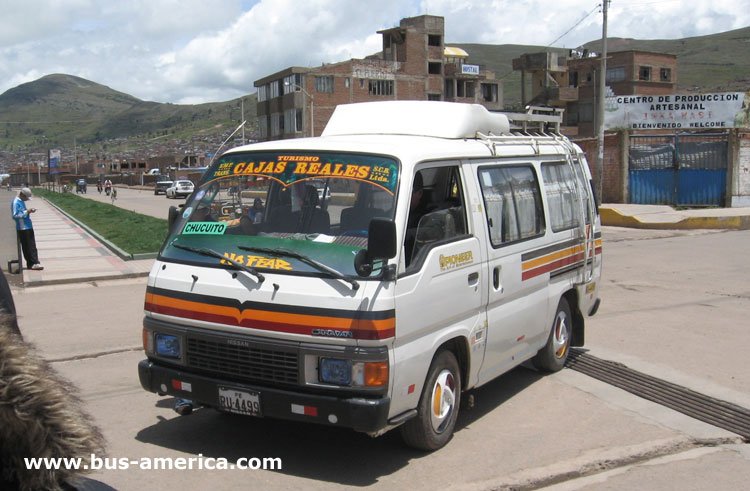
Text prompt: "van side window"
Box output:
[[541, 162, 581, 232], [478, 166, 544, 246], [404, 165, 468, 268]]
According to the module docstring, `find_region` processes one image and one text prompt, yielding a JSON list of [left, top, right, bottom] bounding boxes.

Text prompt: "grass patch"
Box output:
[[35, 189, 167, 255]]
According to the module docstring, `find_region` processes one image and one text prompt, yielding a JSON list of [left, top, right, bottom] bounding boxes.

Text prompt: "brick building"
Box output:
[[568, 50, 677, 136], [513, 50, 678, 137], [254, 15, 502, 141]]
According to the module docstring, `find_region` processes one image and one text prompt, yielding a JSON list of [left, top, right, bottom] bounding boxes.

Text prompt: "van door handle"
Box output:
[[493, 267, 501, 290], [468, 272, 479, 285]]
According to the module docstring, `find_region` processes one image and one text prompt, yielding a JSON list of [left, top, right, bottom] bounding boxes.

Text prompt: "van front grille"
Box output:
[[186, 337, 299, 385]]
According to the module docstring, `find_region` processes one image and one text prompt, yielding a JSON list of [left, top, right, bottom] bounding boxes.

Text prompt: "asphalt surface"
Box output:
[[4, 185, 750, 489]]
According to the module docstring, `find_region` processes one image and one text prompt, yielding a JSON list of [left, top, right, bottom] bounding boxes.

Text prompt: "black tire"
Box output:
[[532, 297, 573, 372], [400, 350, 461, 451]]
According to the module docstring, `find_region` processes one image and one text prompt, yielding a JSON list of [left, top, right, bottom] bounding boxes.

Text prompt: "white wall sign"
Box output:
[[603, 92, 749, 130], [352, 62, 397, 80], [461, 64, 480, 75]]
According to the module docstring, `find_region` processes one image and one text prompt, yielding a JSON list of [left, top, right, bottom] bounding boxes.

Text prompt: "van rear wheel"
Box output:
[[532, 297, 572, 372], [400, 350, 461, 451]]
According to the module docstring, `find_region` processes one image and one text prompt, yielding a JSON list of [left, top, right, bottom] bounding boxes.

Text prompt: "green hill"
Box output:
[[0, 74, 256, 151]]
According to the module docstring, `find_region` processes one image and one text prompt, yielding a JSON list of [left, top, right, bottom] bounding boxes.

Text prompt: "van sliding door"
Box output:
[[474, 163, 549, 384]]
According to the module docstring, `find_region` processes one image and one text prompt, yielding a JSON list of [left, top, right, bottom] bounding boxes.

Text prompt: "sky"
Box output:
[[1, 0, 749, 104]]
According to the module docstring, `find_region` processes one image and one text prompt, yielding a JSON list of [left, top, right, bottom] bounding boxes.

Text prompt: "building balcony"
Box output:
[[549, 86, 578, 102]]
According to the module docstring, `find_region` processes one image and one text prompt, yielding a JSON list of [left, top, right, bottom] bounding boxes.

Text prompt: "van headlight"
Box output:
[[143, 328, 182, 360], [319, 358, 388, 387], [155, 333, 182, 359]]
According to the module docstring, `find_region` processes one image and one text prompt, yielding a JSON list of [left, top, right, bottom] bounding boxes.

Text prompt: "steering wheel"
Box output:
[[239, 215, 258, 235]]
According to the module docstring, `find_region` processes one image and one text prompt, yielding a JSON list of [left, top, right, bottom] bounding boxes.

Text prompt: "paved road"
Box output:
[[10, 226, 750, 490], [81, 185, 347, 225], [79, 186, 178, 220]]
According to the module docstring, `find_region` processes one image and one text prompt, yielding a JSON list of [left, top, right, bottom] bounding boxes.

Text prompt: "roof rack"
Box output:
[[475, 107, 572, 155], [502, 106, 564, 135]]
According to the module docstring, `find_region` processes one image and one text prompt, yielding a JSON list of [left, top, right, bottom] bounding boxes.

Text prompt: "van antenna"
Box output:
[[207, 120, 246, 167]]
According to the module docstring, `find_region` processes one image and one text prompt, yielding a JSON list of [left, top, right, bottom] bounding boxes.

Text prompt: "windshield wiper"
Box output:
[[172, 243, 265, 283], [238, 246, 359, 291]]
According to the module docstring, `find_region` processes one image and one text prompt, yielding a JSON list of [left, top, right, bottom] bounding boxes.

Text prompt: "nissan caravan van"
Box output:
[[139, 101, 602, 450]]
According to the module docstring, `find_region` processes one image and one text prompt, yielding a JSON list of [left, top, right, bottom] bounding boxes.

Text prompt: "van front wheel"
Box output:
[[533, 297, 572, 372], [400, 350, 461, 451]]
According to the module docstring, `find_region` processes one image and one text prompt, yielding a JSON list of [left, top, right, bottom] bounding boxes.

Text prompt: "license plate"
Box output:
[[218, 387, 262, 416]]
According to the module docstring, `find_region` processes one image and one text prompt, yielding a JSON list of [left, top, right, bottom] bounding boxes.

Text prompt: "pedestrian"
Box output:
[[11, 187, 43, 271], [248, 197, 264, 223]]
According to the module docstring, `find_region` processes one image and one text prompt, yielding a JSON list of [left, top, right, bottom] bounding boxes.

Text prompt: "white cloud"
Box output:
[[0, 0, 747, 103]]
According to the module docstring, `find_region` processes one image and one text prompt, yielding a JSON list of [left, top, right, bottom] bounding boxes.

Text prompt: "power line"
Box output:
[[496, 2, 602, 82], [546, 3, 602, 48]]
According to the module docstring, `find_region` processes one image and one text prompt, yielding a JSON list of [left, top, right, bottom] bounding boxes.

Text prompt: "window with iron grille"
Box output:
[[269, 81, 279, 98], [660, 68, 671, 82], [257, 85, 268, 102], [258, 115, 268, 139], [283, 74, 303, 94], [270, 113, 282, 136], [284, 109, 297, 134], [368, 79, 393, 96], [639, 66, 651, 81], [315, 76, 334, 93], [481, 83, 498, 103], [606, 67, 625, 83]]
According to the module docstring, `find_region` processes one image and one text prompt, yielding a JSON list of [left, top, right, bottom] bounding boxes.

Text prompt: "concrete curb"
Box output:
[[43, 199, 159, 260], [600, 207, 750, 230], [23, 271, 150, 288]]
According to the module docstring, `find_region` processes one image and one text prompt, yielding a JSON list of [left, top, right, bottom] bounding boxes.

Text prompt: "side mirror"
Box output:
[[354, 218, 397, 277], [367, 218, 397, 259]]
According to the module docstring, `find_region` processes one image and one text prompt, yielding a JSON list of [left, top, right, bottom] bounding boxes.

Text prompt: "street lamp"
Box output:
[[284, 81, 314, 137]]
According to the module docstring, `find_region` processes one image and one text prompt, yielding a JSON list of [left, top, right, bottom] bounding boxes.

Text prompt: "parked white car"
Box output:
[[166, 180, 194, 199]]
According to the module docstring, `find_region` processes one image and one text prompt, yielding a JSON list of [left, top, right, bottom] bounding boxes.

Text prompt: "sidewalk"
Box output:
[[13, 197, 750, 287], [20, 198, 154, 287], [600, 204, 750, 230]]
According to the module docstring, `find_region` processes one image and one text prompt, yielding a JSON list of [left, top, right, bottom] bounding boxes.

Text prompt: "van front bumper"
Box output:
[[138, 359, 391, 433]]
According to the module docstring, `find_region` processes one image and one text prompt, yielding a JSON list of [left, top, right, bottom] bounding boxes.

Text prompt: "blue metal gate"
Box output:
[[629, 133, 728, 206]]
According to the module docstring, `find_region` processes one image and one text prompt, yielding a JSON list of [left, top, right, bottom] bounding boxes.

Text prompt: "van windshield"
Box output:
[[162, 151, 399, 278]]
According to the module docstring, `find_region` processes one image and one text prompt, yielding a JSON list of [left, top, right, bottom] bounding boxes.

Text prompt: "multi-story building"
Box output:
[[254, 15, 502, 141], [513, 49, 678, 136]]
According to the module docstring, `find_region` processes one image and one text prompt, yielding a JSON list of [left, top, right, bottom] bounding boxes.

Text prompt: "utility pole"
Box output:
[[596, 0, 609, 204], [241, 98, 245, 144]]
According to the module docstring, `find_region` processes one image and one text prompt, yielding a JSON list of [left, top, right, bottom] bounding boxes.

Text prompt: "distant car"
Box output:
[[166, 180, 194, 199], [154, 180, 174, 195], [310, 179, 331, 202]]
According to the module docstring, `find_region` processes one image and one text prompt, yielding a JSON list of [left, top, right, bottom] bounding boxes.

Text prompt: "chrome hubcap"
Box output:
[[430, 370, 456, 433], [552, 311, 570, 359]]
